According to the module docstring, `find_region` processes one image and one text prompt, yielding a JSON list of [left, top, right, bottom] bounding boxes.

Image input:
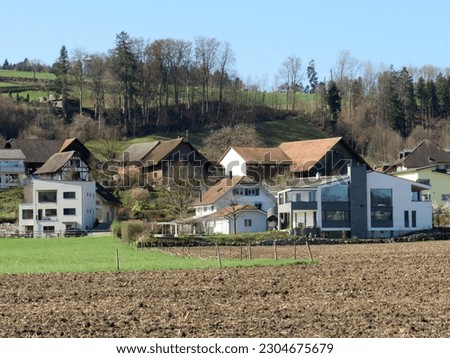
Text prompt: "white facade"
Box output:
[[194, 184, 276, 218], [277, 170, 433, 238], [219, 148, 247, 177], [367, 172, 432, 237], [19, 179, 96, 237], [203, 210, 268, 235]]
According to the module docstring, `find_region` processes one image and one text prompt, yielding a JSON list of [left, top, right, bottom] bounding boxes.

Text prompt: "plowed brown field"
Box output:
[[0, 241, 449, 338]]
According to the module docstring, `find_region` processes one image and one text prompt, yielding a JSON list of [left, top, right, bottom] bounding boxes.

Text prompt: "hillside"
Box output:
[[85, 115, 327, 160]]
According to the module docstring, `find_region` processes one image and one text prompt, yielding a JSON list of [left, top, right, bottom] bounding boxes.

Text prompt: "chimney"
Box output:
[[185, 129, 189, 141]]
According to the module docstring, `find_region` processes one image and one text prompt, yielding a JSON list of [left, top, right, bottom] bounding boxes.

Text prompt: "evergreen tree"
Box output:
[[327, 80, 341, 134], [415, 76, 428, 121], [112, 31, 138, 134], [306, 59, 318, 93], [425, 79, 438, 119], [2, 59, 10, 69], [397, 67, 416, 137], [435, 73, 450, 117], [54, 45, 69, 118]]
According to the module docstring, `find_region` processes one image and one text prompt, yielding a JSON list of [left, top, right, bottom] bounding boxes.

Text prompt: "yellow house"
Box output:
[[392, 165, 450, 208]]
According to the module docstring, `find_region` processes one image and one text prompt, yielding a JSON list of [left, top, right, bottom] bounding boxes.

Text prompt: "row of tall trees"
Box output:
[[51, 32, 239, 135]]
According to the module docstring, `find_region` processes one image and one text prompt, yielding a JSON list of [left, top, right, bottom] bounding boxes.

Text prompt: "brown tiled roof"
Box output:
[[121, 138, 197, 166], [143, 138, 185, 164], [279, 137, 343, 172], [2, 139, 64, 164], [231, 147, 292, 164], [120, 141, 160, 162], [192, 176, 257, 206], [34, 151, 75, 174]]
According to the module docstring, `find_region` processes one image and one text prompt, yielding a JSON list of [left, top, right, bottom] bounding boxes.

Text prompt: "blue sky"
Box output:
[[1, 0, 448, 88]]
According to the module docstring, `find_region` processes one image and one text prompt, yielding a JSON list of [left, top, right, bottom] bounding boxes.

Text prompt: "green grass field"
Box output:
[[0, 69, 56, 80], [0, 235, 303, 274]]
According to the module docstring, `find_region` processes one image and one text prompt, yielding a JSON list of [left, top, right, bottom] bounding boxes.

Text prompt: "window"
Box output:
[[412, 211, 417, 228], [279, 193, 285, 205], [45, 209, 57, 217], [371, 210, 393, 222], [322, 185, 349, 202], [43, 226, 55, 233], [404, 210, 409, 228], [38, 191, 57, 203], [244, 188, 259, 196], [371, 189, 392, 207], [244, 219, 252, 227], [233, 188, 244, 196], [255, 203, 262, 210], [323, 211, 349, 221], [22, 209, 33, 219], [442, 194, 450, 201], [63, 208, 76, 215], [63, 191, 76, 199], [5, 174, 19, 184]]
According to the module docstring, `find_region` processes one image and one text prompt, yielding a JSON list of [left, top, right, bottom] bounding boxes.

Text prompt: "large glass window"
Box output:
[[371, 189, 392, 207], [371, 210, 393, 222], [321, 185, 349, 202], [38, 191, 57, 203], [323, 211, 349, 221]]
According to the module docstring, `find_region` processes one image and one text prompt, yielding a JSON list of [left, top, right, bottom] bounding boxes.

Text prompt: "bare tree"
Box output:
[[201, 123, 264, 161], [70, 48, 87, 114], [216, 41, 235, 119], [195, 36, 220, 121], [279, 55, 303, 110]]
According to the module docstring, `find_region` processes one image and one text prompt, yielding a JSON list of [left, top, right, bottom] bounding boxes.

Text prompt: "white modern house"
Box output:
[[0, 149, 26, 189], [191, 176, 276, 234], [19, 179, 97, 237], [277, 165, 433, 238]]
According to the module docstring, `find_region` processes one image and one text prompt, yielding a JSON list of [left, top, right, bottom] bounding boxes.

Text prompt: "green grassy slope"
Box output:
[[86, 116, 327, 159]]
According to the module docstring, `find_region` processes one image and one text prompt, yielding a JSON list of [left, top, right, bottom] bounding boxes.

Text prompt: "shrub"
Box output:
[[121, 220, 144, 244], [111, 220, 122, 238]]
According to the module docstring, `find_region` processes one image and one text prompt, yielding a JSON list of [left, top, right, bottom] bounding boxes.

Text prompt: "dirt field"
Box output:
[[0, 241, 449, 338]]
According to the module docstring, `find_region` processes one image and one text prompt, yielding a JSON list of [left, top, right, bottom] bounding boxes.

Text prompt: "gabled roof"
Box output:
[[121, 141, 160, 162], [2, 139, 64, 164], [196, 204, 264, 221], [144, 138, 185, 164], [34, 151, 77, 174], [389, 140, 450, 171], [95, 182, 121, 205], [192, 176, 257, 206], [0, 149, 26, 160], [221, 146, 292, 164], [279, 137, 344, 172], [120, 138, 203, 166], [58, 137, 97, 165]]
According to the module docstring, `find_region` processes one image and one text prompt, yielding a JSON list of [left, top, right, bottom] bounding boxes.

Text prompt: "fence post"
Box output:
[[116, 249, 120, 271], [240, 243, 243, 261], [305, 240, 314, 262], [273, 240, 278, 261], [248, 241, 252, 260], [294, 240, 297, 260], [215, 242, 222, 268]]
